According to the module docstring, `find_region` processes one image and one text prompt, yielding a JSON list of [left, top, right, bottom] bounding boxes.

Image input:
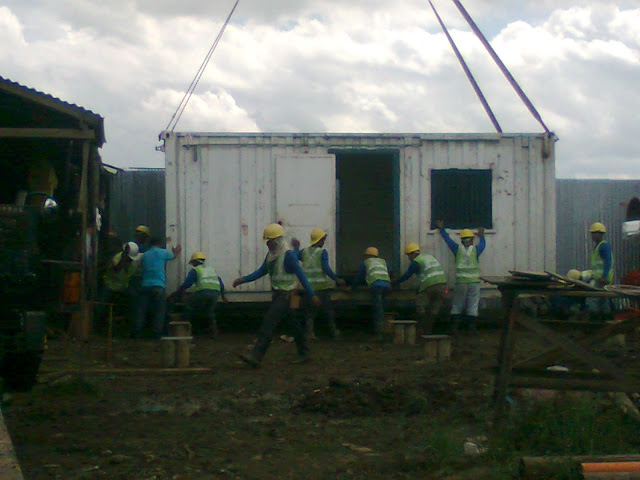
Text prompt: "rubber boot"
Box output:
[[450, 315, 461, 335]]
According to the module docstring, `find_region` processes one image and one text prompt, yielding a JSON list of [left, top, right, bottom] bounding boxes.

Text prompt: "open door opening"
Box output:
[[334, 151, 399, 280]]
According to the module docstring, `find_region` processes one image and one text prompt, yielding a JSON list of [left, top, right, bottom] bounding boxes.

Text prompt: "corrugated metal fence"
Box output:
[[107, 171, 640, 281], [556, 179, 640, 282], [108, 169, 165, 243]]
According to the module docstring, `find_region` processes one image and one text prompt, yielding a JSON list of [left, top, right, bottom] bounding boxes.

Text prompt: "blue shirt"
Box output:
[[178, 269, 225, 294], [396, 261, 420, 284], [439, 229, 486, 257], [352, 262, 392, 290], [597, 241, 613, 280], [242, 250, 316, 297], [293, 247, 339, 282], [141, 246, 174, 288]]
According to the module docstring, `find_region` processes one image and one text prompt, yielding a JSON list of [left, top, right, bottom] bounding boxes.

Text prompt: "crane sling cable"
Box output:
[[428, 0, 502, 133], [450, 0, 550, 134], [165, 0, 240, 133]]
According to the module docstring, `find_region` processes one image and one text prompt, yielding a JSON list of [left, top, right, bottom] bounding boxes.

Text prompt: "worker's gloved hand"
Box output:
[[337, 278, 347, 288], [435, 219, 444, 229], [291, 238, 300, 248], [222, 295, 230, 303], [232, 278, 244, 288], [476, 227, 485, 237], [311, 295, 322, 307], [596, 278, 608, 287]]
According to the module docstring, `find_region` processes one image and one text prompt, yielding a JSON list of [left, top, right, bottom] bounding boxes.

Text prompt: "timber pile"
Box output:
[[481, 270, 602, 291]]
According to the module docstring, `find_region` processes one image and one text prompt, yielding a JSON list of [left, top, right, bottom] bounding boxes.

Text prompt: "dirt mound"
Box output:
[[292, 377, 456, 417]]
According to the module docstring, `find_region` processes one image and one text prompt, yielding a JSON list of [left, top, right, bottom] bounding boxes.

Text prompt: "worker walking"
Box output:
[[233, 223, 320, 367], [170, 252, 228, 338], [134, 237, 182, 338], [393, 243, 447, 335], [292, 228, 346, 340], [436, 220, 485, 334], [352, 247, 391, 341]]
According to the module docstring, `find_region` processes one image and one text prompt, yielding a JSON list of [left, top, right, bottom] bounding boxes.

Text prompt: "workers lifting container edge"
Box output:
[[169, 251, 228, 338], [291, 227, 346, 341], [350, 246, 392, 342], [393, 242, 447, 335], [435, 220, 486, 335]]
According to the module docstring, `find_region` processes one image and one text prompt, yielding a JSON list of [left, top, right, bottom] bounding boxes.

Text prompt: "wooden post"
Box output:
[[393, 323, 405, 344], [405, 322, 417, 345], [175, 338, 191, 367], [422, 335, 451, 362], [169, 321, 191, 337], [493, 292, 518, 424], [160, 339, 176, 368]]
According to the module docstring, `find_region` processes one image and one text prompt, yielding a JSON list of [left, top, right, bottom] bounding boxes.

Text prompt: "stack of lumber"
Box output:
[[481, 270, 602, 291]]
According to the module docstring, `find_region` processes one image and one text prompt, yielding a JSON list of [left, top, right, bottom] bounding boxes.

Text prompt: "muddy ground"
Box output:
[[3, 308, 639, 480]]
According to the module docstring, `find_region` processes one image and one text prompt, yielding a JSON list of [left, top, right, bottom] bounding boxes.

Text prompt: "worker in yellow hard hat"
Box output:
[[585, 222, 615, 318], [393, 243, 447, 335], [291, 228, 346, 340], [169, 252, 228, 338], [351, 246, 392, 341], [435, 220, 486, 335], [232, 223, 321, 367]]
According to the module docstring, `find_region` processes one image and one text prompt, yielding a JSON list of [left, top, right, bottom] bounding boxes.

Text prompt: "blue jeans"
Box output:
[[370, 286, 390, 334], [134, 287, 167, 337]]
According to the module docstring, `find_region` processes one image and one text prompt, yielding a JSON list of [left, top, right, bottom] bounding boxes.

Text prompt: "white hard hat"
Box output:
[[124, 241, 140, 259]]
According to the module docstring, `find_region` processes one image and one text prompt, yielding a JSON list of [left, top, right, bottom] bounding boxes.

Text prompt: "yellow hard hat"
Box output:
[[566, 269, 581, 281], [135, 225, 151, 236], [263, 223, 285, 241], [364, 246, 379, 257], [190, 251, 206, 262], [405, 243, 420, 254], [589, 222, 606, 233], [460, 229, 474, 239], [310, 227, 326, 245]]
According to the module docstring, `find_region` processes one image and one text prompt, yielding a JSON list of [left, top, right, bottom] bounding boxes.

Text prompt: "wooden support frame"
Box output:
[[491, 286, 640, 423]]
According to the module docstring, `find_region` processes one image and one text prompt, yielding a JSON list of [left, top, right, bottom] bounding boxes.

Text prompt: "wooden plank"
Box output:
[[521, 455, 640, 480], [0, 410, 24, 480], [545, 270, 603, 291]]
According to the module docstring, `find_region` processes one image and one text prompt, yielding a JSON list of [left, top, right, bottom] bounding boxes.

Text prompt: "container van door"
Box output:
[[275, 155, 336, 265]]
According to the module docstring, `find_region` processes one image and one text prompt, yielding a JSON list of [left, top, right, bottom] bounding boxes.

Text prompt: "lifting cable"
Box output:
[[428, 1, 502, 133], [450, 0, 551, 134], [164, 0, 241, 133]]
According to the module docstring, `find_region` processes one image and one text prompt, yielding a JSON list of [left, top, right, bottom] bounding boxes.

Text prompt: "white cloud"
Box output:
[[0, 1, 639, 179]]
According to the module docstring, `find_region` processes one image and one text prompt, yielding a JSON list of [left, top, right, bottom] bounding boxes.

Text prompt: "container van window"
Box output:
[[430, 169, 492, 229]]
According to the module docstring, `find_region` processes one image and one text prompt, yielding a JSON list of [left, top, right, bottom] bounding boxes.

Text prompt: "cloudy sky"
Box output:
[[1, 0, 639, 178]]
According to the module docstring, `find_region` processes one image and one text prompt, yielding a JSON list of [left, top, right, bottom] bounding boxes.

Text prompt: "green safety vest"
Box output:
[[301, 247, 331, 290], [455, 245, 480, 284], [364, 257, 390, 286], [194, 265, 221, 292], [414, 253, 446, 291], [268, 253, 297, 291], [103, 252, 138, 292], [590, 241, 614, 284]]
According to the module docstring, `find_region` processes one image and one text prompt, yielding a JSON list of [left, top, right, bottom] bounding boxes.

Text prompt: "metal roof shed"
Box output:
[[0, 76, 106, 309]]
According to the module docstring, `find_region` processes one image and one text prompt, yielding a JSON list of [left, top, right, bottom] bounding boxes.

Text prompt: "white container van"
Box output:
[[161, 132, 556, 301]]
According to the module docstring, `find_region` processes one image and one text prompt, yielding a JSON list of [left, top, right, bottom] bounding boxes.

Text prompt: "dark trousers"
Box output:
[[252, 291, 308, 360], [303, 290, 338, 337], [370, 286, 389, 334], [184, 290, 220, 335], [134, 286, 167, 337]]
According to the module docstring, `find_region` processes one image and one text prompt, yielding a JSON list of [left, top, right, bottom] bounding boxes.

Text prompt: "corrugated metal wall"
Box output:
[[108, 169, 165, 243], [556, 180, 640, 282]]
